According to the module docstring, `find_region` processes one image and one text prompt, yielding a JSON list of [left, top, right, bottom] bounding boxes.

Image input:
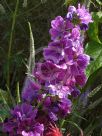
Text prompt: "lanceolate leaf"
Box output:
[[0, 89, 9, 108], [23, 0, 27, 7], [87, 97, 102, 110], [67, 121, 84, 136], [88, 12, 102, 44], [92, 11, 102, 22], [86, 50, 102, 76], [96, 0, 102, 5], [83, 67, 102, 92], [88, 22, 101, 43], [88, 84, 102, 98], [28, 22, 35, 74], [85, 41, 102, 59]]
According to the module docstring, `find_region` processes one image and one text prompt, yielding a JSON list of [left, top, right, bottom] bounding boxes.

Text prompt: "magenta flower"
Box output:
[[49, 16, 65, 41], [35, 61, 67, 82], [22, 79, 41, 102], [2, 4, 92, 136], [46, 83, 71, 98], [3, 103, 44, 136], [43, 41, 64, 64], [67, 4, 93, 30], [58, 98, 72, 116], [77, 4, 93, 25]]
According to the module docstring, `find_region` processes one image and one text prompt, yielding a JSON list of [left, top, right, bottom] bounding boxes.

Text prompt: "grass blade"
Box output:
[[28, 22, 35, 74], [7, 0, 19, 88], [16, 82, 21, 104]]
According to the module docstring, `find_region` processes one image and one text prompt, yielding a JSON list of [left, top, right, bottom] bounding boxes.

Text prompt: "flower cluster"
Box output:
[[3, 103, 44, 136], [3, 4, 92, 136]]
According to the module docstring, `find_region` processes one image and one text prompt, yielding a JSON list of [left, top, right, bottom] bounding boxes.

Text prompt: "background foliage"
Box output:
[[0, 0, 102, 135]]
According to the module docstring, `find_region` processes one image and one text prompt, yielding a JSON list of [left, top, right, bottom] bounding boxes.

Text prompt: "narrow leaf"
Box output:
[[88, 84, 102, 97], [67, 121, 84, 136], [16, 82, 21, 104], [28, 22, 35, 74], [88, 97, 102, 110], [23, 0, 27, 7]]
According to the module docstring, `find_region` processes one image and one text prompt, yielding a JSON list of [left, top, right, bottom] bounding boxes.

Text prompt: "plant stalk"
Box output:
[[7, 0, 19, 89]]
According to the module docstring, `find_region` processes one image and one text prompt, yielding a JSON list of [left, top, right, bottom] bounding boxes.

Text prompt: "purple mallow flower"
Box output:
[[3, 103, 44, 136]]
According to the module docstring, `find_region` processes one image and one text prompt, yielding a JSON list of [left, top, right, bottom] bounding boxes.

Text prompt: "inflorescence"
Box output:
[[3, 4, 93, 136]]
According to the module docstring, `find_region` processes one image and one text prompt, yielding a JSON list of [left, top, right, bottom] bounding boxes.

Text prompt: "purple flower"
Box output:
[[67, 6, 77, 20], [22, 79, 41, 102], [49, 16, 65, 40], [66, 4, 93, 29], [58, 98, 72, 116], [0, 5, 93, 136], [77, 4, 93, 25], [46, 83, 71, 98], [65, 20, 74, 30], [3, 103, 44, 136], [77, 54, 90, 69], [35, 61, 66, 82], [75, 72, 87, 86], [68, 6, 76, 13], [71, 87, 80, 98], [49, 112, 58, 121], [71, 27, 80, 40], [43, 41, 64, 64], [44, 97, 51, 107]]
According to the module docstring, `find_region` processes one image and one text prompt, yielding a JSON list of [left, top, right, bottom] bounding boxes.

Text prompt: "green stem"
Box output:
[[16, 82, 21, 104], [0, 116, 3, 122], [7, 0, 19, 89], [60, 119, 65, 128], [84, 0, 91, 9]]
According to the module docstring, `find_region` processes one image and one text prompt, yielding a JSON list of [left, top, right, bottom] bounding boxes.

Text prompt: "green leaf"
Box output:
[[96, 0, 102, 5], [92, 12, 102, 22], [0, 104, 10, 122], [72, 112, 87, 121], [28, 22, 35, 74], [84, 120, 102, 136], [23, 0, 27, 7], [16, 82, 21, 104], [88, 84, 102, 98], [64, 0, 73, 6], [88, 12, 102, 44], [41, 0, 47, 3], [86, 50, 102, 76], [0, 4, 5, 14], [88, 97, 102, 110], [83, 67, 102, 92], [67, 121, 84, 136], [0, 89, 9, 106], [85, 41, 102, 76], [0, 90, 10, 122], [85, 41, 102, 58], [88, 22, 101, 44], [0, 89, 15, 108]]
